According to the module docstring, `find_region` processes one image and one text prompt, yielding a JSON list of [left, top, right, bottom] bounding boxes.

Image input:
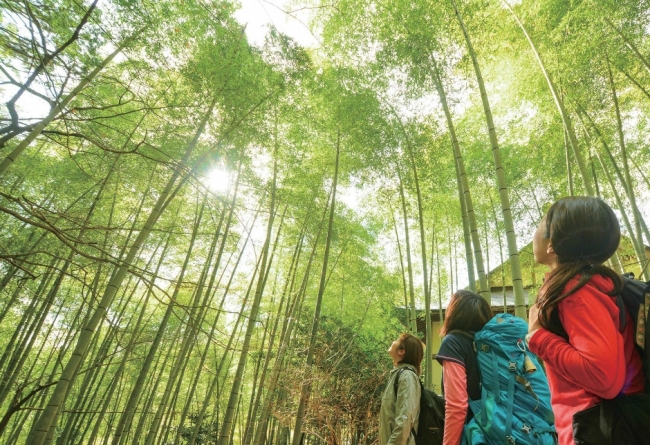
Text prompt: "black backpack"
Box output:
[[394, 367, 445, 445], [569, 275, 650, 444], [619, 275, 650, 388]]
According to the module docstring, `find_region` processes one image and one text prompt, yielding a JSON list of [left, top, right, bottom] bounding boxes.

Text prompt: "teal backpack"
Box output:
[[461, 313, 557, 445]]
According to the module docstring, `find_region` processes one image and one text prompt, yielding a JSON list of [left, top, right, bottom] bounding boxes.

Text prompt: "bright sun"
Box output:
[[205, 168, 230, 193]]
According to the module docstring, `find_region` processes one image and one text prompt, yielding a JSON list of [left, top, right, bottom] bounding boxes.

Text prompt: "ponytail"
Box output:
[[537, 262, 623, 336]]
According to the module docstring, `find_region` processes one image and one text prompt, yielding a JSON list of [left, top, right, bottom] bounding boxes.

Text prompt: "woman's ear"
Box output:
[[546, 243, 555, 255]]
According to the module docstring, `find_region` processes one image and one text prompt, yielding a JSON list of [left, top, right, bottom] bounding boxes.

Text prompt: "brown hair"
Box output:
[[440, 289, 492, 336], [536, 197, 623, 335], [396, 333, 424, 375]]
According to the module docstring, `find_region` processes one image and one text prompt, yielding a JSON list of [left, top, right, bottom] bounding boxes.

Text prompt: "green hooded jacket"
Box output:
[[379, 363, 420, 445]]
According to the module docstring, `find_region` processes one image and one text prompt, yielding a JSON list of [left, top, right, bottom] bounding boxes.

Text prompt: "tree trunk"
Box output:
[[455, 155, 476, 293], [430, 60, 487, 297], [503, 0, 594, 196], [169, 213, 230, 445], [0, 28, 144, 176], [571, 114, 626, 273], [451, 0, 526, 319], [242, 210, 289, 445], [604, 16, 650, 76], [434, 224, 444, 325], [384, 99, 434, 384], [397, 167, 418, 333], [576, 107, 645, 275], [403, 141, 433, 387], [217, 153, 278, 445], [252, 201, 329, 445], [606, 57, 650, 280], [565, 129, 574, 196], [488, 193, 507, 312], [142, 200, 208, 445], [185, 182, 258, 445], [392, 209, 414, 331], [292, 131, 341, 445]]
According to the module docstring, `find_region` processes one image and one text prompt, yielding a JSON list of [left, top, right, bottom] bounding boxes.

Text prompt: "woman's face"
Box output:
[[533, 215, 556, 268], [388, 339, 404, 364]]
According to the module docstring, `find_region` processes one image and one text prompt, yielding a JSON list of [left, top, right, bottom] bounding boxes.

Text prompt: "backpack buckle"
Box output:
[[506, 436, 515, 444], [508, 361, 516, 372]]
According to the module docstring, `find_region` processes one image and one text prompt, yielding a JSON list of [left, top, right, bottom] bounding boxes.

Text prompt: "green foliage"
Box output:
[[0, 0, 649, 443]]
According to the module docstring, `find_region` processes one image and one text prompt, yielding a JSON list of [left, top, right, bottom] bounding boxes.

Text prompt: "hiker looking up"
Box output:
[[379, 333, 423, 445], [435, 290, 492, 445], [527, 196, 645, 445]]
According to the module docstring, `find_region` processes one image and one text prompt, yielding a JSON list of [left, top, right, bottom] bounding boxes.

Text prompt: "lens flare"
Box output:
[[205, 168, 229, 193]]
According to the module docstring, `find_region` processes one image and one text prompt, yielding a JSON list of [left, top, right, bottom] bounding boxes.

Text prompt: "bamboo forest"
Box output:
[[1, 0, 649, 443]]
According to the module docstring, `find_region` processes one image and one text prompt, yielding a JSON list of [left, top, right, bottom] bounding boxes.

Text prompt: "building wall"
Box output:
[[427, 319, 444, 393]]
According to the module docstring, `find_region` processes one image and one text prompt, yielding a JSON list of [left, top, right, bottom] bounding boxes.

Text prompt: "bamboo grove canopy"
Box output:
[[0, 0, 649, 444]]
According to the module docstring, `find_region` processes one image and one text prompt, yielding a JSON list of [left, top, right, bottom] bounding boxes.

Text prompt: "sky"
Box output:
[[233, 0, 321, 48]]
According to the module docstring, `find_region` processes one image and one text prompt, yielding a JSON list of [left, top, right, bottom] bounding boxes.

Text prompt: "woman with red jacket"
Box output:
[[527, 196, 645, 445]]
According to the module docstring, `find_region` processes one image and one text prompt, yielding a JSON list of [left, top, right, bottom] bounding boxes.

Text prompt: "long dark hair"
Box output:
[[440, 289, 492, 336], [396, 333, 424, 375], [536, 197, 623, 335]]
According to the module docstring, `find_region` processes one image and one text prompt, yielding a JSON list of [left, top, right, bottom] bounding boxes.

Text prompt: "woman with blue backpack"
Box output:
[[436, 290, 492, 445], [527, 196, 646, 445], [379, 333, 424, 445], [437, 290, 557, 445]]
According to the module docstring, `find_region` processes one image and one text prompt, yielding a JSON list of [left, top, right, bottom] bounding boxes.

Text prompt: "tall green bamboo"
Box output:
[[565, 129, 575, 196], [594, 151, 638, 271], [403, 137, 433, 387], [170, 212, 232, 445], [392, 208, 417, 332], [451, 0, 526, 319], [142, 199, 208, 445], [604, 16, 650, 76], [292, 130, 340, 445], [503, 0, 594, 196], [241, 208, 289, 445], [433, 224, 444, 325], [396, 167, 419, 333], [28, 97, 219, 445], [110, 201, 207, 445], [606, 57, 650, 280], [0, 28, 144, 177], [251, 202, 328, 445], [430, 59, 488, 298], [185, 175, 255, 445], [576, 107, 643, 274], [217, 152, 278, 445]]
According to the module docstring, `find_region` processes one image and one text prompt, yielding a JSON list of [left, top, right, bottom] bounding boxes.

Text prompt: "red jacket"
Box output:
[[528, 274, 645, 445]]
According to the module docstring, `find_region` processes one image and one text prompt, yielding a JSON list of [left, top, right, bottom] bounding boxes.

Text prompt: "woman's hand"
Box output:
[[528, 303, 543, 333]]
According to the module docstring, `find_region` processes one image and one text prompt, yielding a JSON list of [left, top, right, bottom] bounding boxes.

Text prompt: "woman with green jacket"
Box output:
[[379, 333, 424, 445]]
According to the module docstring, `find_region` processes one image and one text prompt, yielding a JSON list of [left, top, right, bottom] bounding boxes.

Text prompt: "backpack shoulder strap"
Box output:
[[617, 273, 638, 333], [616, 294, 627, 333], [617, 274, 650, 333], [393, 368, 405, 397], [393, 366, 418, 396], [393, 369, 400, 397]]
